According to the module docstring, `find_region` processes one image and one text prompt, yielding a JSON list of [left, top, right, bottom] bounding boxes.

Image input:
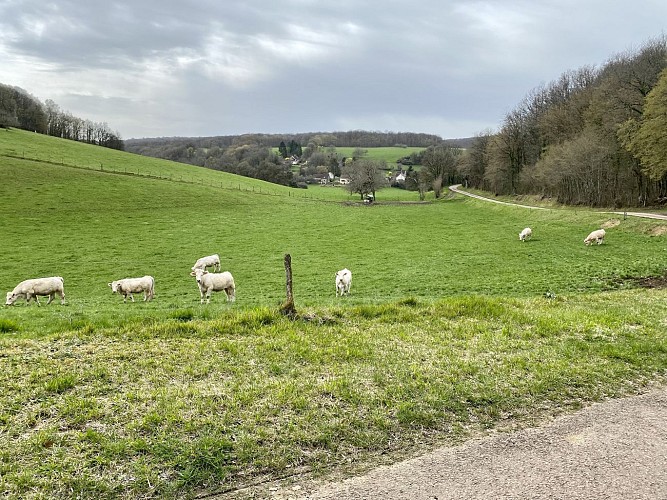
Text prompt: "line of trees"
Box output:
[[125, 130, 459, 153], [458, 36, 667, 207], [0, 83, 123, 150]]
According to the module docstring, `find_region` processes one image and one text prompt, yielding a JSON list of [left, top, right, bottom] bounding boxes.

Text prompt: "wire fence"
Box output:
[[5, 152, 427, 204]]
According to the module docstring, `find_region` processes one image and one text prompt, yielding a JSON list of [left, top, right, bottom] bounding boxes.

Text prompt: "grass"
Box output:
[[333, 146, 423, 165], [3, 292, 667, 498], [2, 128, 667, 497]]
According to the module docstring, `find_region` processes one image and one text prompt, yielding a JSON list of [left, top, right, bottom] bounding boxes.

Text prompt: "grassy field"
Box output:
[[2, 129, 667, 498], [332, 146, 423, 165]]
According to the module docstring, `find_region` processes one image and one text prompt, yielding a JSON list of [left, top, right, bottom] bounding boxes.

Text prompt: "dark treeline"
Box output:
[[458, 36, 667, 207], [126, 130, 447, 152], [0, 83, 124, 150]]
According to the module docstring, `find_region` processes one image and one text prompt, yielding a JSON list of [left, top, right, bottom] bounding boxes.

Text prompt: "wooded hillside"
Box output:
[[458, 36, 667, 207], [0, 83, 124, 150], [124, 132, 471, 188]]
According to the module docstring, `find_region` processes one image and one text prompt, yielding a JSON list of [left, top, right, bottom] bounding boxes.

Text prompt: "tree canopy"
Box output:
[[618, 68, 667, 180], [457, 36, 667, 207]]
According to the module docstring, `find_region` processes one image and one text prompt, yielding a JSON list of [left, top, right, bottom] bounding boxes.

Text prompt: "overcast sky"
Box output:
[[1, 1, 666, 140]]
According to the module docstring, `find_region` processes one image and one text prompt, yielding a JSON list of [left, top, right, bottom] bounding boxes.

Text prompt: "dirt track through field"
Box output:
[[449, 184, 667, 221]]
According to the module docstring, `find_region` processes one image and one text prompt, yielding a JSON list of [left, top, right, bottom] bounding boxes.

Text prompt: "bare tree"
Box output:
[[343, 158, 387, 200], [420, 145, 460, 198]]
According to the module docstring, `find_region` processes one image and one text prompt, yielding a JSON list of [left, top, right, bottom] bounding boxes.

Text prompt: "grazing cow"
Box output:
[[519, 227, 532, 242], [335, 268, 352, 297], [5, 276, 65, 306], [108, 276, 155, 303], [584, 228, 606, 246], [192, 254, 221, 273], [190, 268, 235, 304]]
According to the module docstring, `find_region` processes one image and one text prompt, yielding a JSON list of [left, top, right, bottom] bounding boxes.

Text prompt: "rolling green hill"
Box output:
[[2, 128, 667, 498], [3, 127, 665, 329]]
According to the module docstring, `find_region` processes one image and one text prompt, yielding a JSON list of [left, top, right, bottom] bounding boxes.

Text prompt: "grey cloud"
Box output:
[[1, 0, 667, 139]]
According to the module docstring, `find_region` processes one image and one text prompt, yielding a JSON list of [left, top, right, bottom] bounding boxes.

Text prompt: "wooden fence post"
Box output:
[[280, 253, 296, 318]]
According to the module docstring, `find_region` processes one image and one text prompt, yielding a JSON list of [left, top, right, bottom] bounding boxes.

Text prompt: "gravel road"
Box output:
[[293, 387, 667, 499], [449, 184, 667, 221]]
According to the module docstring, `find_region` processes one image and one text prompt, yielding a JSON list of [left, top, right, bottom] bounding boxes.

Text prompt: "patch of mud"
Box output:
[[601, 219, 621, 229], [612, 274, 667, 289], [649, 225, 667, 236]]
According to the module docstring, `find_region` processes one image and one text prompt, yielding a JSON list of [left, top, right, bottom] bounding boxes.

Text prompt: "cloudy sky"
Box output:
[[1, 1, 666, 139]]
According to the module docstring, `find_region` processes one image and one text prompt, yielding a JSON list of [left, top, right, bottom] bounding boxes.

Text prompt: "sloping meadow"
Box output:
[[3, 131, 667, 497]]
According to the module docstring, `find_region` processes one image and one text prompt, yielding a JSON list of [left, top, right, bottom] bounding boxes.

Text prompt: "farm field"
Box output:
[[2, 129, 667, 498]]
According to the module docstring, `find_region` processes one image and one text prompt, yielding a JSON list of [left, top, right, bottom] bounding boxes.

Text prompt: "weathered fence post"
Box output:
[[280, 253, 296, 318]]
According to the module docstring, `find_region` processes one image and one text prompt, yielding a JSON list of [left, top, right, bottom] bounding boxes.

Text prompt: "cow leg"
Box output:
[[206, 291, 211, 304], [59, 291, 65, 304], [123, 294, 127, 303], [46, 293, 54, 305]]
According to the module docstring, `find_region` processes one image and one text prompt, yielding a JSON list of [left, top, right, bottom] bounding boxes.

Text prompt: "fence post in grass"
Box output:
[[280, 253, 297, 318]]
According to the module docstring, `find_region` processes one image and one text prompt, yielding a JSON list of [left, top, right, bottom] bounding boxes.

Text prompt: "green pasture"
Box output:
[[3, 129, 667, 498], [2, 147, 666, 332], [333, 146, 423, 165]]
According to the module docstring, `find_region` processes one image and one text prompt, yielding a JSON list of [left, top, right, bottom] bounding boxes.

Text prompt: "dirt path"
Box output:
[[276, 387, 667, 499], [449, 184, 667, 221]]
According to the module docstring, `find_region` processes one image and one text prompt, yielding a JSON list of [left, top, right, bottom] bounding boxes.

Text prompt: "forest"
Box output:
[[457, 36, 667, 207], [0, 83, 124, 150]]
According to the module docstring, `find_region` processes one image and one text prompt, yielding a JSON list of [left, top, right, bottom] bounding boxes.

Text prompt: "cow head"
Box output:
[[5, 291, 17, 305], [108, 281, 119, 293], [191, 268, 208, 284]]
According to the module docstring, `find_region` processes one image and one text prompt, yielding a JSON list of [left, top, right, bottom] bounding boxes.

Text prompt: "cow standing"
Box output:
[[108, 276, 155, 303], [5, 277, 65, 306], [335, 268, 352, 297]]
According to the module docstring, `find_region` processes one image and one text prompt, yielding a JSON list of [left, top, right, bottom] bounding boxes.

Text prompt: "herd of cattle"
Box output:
[[5, 228, 605, 307], [3, 253, 354, 307], [519, 227, 606, 246]]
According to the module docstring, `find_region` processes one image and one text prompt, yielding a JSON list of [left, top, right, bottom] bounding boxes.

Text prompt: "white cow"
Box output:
[[519, 227, 532, 242], [584, 228, 606, 246], [108, 276, 155, 303], [192, 254, 221, 273], [335, 268, 352, 297], [190, 268, 235, 304], [5, 276, 65, 306]]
